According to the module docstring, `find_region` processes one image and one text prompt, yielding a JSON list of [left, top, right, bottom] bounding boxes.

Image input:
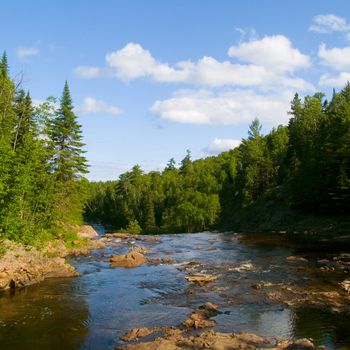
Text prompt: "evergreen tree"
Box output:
[[51, 81, 88, 181], [50, 82, 88, 225]]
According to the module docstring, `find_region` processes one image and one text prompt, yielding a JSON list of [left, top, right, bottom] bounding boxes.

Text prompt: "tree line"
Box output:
[[85, 85, 350, 234], [0, 53, 88, 244]]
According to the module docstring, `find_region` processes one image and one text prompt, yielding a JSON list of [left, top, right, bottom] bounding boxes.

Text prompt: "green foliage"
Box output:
[[0, 53, 88, 246], [120, 219, 142, 235], [85, 84, 350, 233]]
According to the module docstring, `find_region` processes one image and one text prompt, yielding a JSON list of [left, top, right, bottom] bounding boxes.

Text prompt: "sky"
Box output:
[[1, 0, 350, 181]]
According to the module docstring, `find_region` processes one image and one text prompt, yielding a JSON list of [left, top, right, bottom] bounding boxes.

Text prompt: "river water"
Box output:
[[0, 232, 350, 349]]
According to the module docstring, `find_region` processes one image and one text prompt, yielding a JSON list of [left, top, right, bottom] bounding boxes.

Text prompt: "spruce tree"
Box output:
[[50, 82, 88, 226], [51, 81, 88, 181]]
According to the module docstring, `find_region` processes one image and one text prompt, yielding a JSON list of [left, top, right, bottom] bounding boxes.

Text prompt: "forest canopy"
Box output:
[[85, 86, 350, 234]]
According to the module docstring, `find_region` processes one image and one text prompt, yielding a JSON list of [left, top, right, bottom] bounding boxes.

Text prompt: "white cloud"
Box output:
[[78, 97, 121, 115], [74, 66, 107, 78], [74, 39, 313, 92], [16, 47, 39, 58], [319, 72, 350, 87], [228, 35, 310, 72], [310, 14, 350, 33], [318, 43, 350, 70], [150, 89, 293, 126], [105, 43, 187, 82], [205, 138, 241, 155]]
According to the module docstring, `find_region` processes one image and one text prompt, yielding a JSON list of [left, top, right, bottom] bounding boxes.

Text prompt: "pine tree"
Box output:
[[50, 82, 88, 226], [51, 81, 88, 181]]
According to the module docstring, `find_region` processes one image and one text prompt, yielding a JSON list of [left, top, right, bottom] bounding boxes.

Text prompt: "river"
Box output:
[[0, 232, 350, 349]]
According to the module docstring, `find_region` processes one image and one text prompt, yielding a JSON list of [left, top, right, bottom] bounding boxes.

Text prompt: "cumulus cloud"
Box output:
[[78, 97, 121, 115], [205, 138, 241, 155], [228, 35, 310, 72], [16, 47, 39, 58], [105, 43, 187, 82], [150, 89, 293, 126], [319, 72, 350, 87], [318, 43, 350, 70], [310, 14, 350, 33], [74, 38, 313, 92]]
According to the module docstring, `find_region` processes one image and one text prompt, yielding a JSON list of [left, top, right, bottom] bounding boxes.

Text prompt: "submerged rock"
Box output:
[[265, 283, 350, 313], [286, 256, 308, 263], [131, 245, 151, 254], [185, 274, 218, 285], [120, 327, 160, 342]]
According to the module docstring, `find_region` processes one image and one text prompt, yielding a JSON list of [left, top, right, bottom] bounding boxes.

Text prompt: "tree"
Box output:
[[51, 81, 88, 181], [50, 82, 88, 225]]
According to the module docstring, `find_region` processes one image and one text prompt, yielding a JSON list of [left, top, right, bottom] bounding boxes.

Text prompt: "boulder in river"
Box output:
[[183, 302, 220, 329], [108, 252, 147, 268]]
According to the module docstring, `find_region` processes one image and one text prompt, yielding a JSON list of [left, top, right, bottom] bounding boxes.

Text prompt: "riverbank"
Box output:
[[0, 225, 105, 290], [223, 195, 350, 244]]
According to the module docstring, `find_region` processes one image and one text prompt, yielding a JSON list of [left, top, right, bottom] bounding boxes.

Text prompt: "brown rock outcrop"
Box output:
[[108, 252, 147, 268]]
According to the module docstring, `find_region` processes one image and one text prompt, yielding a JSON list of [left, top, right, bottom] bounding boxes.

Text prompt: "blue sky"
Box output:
[[2, 0, 350, 180]]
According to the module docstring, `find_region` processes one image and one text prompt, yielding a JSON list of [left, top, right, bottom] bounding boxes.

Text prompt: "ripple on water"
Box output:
[[1, 232, 350, 350]]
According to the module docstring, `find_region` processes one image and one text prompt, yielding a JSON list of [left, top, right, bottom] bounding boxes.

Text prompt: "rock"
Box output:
[[142, 237, 161, 243], [183, 315, 216, 329], [252, 282, 274, 290], [184, 261, 202, 266], [108, 252, 147, 268], [131, 246, 151, 254], [229, 262, 255, 272], [340, 280, 350, 293], [0, 271, 11, 289], [285, 338, 316, 349], [147, 257, 174, 265], [199, 302, 219, 313], [105, 233, 131, 239], [77, 225, 98, 239], [186, 274, 218, 285], [115, 330, 279, 350], [0, 240, 78, 290], [120, 327, 160, 342], [287, 256, 308, 262], [183, 303, 220, 329]]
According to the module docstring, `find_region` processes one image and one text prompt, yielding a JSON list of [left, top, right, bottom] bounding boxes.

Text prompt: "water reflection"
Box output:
[[0, 278, 89, 350], [0, 232, 350, 349]]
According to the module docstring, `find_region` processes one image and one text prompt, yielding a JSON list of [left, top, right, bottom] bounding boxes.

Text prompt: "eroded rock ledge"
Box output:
[[0, 240, 78, 290]]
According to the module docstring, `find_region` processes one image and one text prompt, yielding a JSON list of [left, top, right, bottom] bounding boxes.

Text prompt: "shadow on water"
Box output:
[[0, 278, 90, 350]]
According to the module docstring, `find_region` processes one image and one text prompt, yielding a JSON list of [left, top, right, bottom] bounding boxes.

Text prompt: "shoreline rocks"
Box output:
[[0, 240, 78, 290], [117, 328, 319, 350], [77, 225, 98, 239]]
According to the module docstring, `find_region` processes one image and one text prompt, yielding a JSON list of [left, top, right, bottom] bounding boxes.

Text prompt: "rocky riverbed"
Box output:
[[1, 231, 350, 349]]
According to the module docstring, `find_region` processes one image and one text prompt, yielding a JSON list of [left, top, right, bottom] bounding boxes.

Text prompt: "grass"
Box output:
[[62, 230, 89, 248], [0, 240, 6, 257]]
